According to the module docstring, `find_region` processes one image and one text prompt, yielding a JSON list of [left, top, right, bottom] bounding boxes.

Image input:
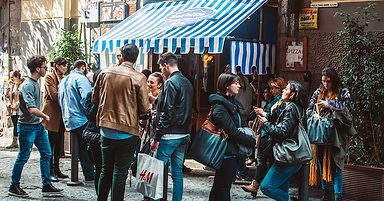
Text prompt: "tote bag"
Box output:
[[135, 153, 164, 199]]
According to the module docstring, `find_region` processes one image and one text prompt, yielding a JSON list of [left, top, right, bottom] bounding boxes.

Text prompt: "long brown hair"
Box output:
[[317, 67, 341, 102]]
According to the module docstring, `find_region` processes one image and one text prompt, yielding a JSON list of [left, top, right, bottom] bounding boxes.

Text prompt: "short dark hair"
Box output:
[[54, 57, 68, 66], [287, 80, 307, 108], [73, 60, 87, 69], [141, 69, 152, 80], [236, 66, 241, 72], [11, 70, 21, 79], [217, 73, 239, 94], [27, 55, 47, 73], [120, 44, 139, 63], [157, 52, 178, 67]]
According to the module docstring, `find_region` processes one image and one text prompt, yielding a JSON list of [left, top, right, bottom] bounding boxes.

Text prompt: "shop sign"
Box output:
[[299, 8, 318, 30], [161, 8, 216, 29], [311, 3, 338, 7]]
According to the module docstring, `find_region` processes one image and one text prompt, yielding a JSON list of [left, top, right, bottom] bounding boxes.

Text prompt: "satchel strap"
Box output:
[[291, 103, 304, 125]]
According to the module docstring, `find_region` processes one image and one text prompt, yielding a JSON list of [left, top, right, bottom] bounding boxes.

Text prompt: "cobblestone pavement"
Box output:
[[0, 133, 321, 201]]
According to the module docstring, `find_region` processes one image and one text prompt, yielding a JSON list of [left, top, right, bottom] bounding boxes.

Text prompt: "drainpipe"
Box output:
[[7, 0, 11, 74]]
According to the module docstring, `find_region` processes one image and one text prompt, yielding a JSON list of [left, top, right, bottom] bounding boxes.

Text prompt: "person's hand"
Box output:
[[316, 100, 329, 109], [271, 100, 283, 114], [43, 114, 50, 122], [253, 107, 264, 115], [313, 113, 320, 118], [150, 141, 160, 152], [149, 95, 156, 104], [258, 115, 267, 123]]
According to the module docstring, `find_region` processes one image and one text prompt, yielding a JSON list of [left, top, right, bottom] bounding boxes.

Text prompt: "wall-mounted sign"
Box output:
[[81, 0, 100, 23], [100, 2, 126, 22], [311, 3, 338, 7], [299, 8, 318, 30], [281, 37, 308, 72]]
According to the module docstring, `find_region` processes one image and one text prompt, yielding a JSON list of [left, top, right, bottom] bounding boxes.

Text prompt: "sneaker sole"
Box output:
[[8, 191, 29, 198], [43, 192, 64, 197]]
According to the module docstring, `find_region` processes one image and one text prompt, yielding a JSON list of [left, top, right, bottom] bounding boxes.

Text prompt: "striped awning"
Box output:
[[93, 0, 267, 54], [230, 41, 276, 75]]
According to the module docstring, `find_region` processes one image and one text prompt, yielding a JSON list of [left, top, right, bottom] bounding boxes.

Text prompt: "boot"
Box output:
[[55, 169, 69, 179], [320, 188, 332, 201], [6, 137, 18, 149], [241, 180, 260, 197]]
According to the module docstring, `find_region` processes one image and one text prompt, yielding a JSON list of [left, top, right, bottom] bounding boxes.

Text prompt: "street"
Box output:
[[0, 134, 321, 201]]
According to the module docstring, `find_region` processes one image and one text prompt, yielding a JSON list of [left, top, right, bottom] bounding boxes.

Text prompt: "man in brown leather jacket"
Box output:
[[42, 57, 69, 182], [92, 44, 150, 201]]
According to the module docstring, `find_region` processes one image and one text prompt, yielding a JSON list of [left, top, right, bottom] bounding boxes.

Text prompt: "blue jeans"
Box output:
[[154, 136, 189, 201], [260, 163, 302, 201], [318, 158, 343, 198], [11, 123, 52, 186]]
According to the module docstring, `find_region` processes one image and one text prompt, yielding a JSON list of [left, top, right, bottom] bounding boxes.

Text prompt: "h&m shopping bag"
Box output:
[[135, 153, 164, 199]]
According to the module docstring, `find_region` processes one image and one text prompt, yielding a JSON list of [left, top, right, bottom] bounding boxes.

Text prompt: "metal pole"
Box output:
[[67, 132, 83, 186], [298, 161, 310, 201]]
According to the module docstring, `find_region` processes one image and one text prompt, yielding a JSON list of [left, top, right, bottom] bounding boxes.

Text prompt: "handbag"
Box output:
[[237, 127, 255, 156], [273, 104, 313, 164], [189, 105, 228, 170], [307, 104, 335, 145], [135, 153, 164, 199], [250, 116, 263, 148], [82, 129, 100, 144]]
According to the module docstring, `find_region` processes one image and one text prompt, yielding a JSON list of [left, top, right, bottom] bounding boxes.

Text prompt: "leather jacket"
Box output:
[[209, 93, 256, 156], [93, 63, 150, 136], [263, 102, 304, 143], [154, 71, 193, 141]]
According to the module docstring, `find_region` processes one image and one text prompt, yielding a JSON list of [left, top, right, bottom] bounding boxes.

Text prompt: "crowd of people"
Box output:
[[2, 42, 354, 201]]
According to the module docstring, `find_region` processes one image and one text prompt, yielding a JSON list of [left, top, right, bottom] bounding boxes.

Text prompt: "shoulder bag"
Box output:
[[190, 105, 228, 170], [273, 104, 313, 164]]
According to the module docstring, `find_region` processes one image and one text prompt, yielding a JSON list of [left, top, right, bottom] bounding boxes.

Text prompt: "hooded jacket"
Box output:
[[209, 93, 256, 156]]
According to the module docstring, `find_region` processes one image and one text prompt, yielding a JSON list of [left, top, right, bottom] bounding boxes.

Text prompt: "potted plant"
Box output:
[[336, 4, 384, 200]]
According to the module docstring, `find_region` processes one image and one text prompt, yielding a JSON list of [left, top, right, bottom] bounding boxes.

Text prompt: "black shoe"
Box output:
[[183, 165, 192, 173], [85, 177, 95, 183], [55, 170, 69, 179], [42, 184, 63, 197], [8, 184, 29, 198]]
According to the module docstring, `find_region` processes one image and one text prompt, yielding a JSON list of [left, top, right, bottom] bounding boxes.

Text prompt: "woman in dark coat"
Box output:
[[259, 81, 308, 201], [208, 73, 256, 201], [306, 67, 353, 201]]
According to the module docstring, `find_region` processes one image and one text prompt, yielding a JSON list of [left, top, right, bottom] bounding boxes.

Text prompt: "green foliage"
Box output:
[[49, 27, 85, 70], [336, 4, 384, 167]]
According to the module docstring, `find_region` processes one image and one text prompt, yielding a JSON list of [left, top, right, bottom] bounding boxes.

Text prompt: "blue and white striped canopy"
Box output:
[[230, 41, 276, 75], [93, 0, 267, 54]]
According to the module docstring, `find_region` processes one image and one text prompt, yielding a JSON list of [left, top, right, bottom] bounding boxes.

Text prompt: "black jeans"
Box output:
[[209, 157, 237, 201], [254, 135, 274, 183], [97, 136, 139, 201], [70, 124, 95, 179], [90, 142, 102, 194], [48, 119, 65, 174], [11, 115, 19, 137]]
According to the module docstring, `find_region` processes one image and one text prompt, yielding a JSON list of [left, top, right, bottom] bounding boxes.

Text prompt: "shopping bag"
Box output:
[[135, 153, 164, 199]]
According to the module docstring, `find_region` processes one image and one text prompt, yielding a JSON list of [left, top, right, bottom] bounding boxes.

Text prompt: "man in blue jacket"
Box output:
[[58, 60, 95, 182]]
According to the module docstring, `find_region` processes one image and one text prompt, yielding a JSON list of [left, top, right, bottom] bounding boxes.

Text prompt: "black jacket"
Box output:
[[263, 102, 303, 143], [155, 71, 193, 141], [84, 91, 100, 133], [209, 93, 256, 156]]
